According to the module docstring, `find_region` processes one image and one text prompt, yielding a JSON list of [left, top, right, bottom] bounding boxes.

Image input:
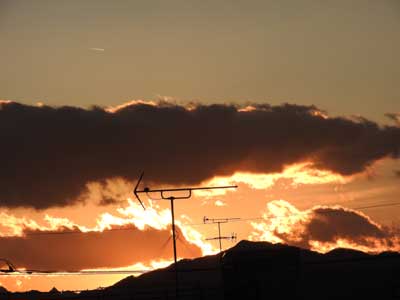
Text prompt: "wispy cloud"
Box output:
[[385, 112, 400, 126], [214, 200, 227, 207], [89, 47, 105, 52]]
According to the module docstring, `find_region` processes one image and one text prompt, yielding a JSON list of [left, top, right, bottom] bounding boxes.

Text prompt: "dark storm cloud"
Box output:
[[304, 207, 387, 247], [1, 101, 399, 208], [274, 206, 396, 250], [0, 225, 201, 270]]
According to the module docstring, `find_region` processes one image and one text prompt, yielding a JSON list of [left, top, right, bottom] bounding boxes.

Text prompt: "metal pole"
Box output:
[[218, 222, 222, 252], [170, 198, 177, 266], [170, 198, 179, 299]]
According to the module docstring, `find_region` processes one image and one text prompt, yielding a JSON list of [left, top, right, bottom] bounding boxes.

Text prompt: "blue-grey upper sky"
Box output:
[[1, 0, 399, 122]]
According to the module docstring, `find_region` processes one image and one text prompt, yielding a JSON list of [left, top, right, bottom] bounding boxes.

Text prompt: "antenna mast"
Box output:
[[133, 172, 237, 298], [204, 217, 240, 252]]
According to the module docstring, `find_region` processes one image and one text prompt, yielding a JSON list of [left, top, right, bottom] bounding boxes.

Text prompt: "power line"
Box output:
[[0, 266, 225, 277], [24, 227, 138, 236], [3, 249, 400, 277], [186, 201, 400, 226], [16, 200, 400, 237], [0, 269, 150, 276], [351, 201, 400, 210]]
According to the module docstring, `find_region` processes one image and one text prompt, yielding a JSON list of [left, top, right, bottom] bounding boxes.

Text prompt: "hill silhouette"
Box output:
[[5, 240, 400, 299]]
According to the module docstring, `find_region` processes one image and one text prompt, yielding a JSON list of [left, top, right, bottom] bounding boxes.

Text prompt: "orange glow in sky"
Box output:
[[0, 160, 399, 292], [196, 162, 351, 197]]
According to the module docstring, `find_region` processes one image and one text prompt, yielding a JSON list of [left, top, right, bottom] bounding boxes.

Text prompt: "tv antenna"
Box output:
[[133, 172, 237, 298], [204, 217, 240, 252]]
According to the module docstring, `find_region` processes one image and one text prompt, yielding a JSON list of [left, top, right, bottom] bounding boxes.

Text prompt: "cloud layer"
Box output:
[[0, 195, 207, 271], [1, 101, 399, 208], [250, 200, 399, 252], [0, 224, 201, 271]]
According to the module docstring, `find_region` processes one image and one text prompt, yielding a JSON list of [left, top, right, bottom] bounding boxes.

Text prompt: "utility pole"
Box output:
[[203, 217, 240, 252], [134, 172, 237, 299]]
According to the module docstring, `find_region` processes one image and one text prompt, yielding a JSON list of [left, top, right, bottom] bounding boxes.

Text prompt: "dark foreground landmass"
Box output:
[[3, 240, 400, 300]]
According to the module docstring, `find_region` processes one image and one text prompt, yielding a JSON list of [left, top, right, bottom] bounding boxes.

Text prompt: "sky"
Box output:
[[1, 0, 400, 121], [0, 0, 400, 293]]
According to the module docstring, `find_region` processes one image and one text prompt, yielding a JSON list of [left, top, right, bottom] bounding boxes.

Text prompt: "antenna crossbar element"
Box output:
[[134, 172, 237, 206], [203, 217, 241, 224], [133, 171, 146, 209], [206, 234, 236, 241]]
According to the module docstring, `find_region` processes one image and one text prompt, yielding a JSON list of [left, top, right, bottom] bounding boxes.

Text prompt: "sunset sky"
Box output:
[[0, 0, 400, 293]]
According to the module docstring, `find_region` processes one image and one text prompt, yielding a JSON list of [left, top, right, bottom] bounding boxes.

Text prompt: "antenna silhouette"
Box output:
[[133, 171, 237, 298], [204, 216, 240, 252], [133, 171, 146, 209], [0, 258, 16, 273]]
